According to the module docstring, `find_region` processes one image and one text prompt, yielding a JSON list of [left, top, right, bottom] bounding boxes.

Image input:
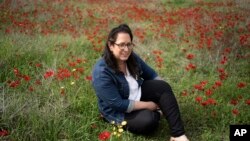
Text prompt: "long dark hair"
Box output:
[[103, 24, 139, 78]]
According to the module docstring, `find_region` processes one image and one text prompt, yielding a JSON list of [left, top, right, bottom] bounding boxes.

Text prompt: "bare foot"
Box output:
[[170, 135, 189, 141]]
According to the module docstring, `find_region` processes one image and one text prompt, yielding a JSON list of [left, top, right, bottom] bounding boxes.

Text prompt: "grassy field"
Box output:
[[0, 0, 249, 140]]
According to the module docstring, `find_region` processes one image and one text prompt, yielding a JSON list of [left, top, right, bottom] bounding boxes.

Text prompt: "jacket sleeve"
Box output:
[[92, 68, 134, 112], [133, 53, 158, 80]]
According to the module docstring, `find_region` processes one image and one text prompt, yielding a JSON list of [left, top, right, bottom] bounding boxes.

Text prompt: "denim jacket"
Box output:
[[92, 53, 158, 123]]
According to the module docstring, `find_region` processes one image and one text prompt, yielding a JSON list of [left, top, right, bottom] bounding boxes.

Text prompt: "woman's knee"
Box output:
[[143, 80, 173, 93], [126, 110, 160, 134], [157, 80, 173, 92]]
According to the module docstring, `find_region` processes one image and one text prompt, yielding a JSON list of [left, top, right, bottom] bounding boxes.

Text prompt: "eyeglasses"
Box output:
[[114, 42, 135, 49]]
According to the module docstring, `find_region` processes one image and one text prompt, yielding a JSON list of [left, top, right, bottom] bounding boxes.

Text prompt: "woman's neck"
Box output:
[[118, 61, 127, 75], [118, 61, 126, 66]]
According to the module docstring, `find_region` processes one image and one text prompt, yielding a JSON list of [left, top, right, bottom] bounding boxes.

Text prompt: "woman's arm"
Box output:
[[133, 101, 159, 111], [92, 65, 131, 112]]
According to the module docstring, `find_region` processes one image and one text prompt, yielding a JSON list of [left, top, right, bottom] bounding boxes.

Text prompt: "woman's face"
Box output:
[[109, 32, 133, 64]]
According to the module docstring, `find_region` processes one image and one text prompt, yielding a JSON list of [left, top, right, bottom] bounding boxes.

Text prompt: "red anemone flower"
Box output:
[[0, 129, 8, 136], [85, 76, 92, 81], [237, 82, 246, 88], [98, 131, 111, 141], [232, 109, 239, 116], [186, 53, 195, 60], [44, 70, 54, 79], [205, 89, 213, 96], [245, 99, 250, 105], [230, 99, 238, 106], [195, 96, 202, 103]]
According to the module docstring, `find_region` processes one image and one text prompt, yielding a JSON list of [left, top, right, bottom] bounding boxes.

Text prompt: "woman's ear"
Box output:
[[108, 41, 112, 47], [108, 42, 114, 51]]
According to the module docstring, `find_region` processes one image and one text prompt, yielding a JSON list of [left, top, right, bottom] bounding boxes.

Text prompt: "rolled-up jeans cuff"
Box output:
[[172, 131, 185, 137]]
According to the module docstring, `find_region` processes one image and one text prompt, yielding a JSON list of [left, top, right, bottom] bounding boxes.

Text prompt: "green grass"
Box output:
[[0, 0, 249, 140]]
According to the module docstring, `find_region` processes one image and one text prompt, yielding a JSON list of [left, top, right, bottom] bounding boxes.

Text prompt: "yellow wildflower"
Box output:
[[121, 121, 127, 126], [118, 128, 124, 133]]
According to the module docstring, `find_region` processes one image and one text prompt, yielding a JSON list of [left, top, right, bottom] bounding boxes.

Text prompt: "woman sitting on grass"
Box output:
[[92, 24, 189, 141]]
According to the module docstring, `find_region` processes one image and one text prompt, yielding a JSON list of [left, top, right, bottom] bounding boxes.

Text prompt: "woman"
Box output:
[[92, 24, 189, 141]]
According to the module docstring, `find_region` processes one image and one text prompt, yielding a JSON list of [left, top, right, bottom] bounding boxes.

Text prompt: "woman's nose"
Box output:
[[123, 46, 129, 51]]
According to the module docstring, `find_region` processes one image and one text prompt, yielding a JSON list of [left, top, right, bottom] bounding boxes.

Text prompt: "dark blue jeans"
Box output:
[[124, 80, 185, 137]]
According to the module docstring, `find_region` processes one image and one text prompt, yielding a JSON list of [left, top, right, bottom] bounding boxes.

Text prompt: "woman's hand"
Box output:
[[146, 101, 159, 111]]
